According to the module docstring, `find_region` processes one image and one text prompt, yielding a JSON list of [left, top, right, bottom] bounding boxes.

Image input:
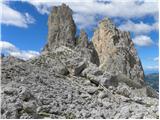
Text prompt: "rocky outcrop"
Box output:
[[74, 29, 100, 66], [42, 4, 99, 65], [1, 4, 158, 119], [92, 17, 145, 85], [76, 29, 89, 48], [1, 55, 158, 119], [43, 3, 76, 51]]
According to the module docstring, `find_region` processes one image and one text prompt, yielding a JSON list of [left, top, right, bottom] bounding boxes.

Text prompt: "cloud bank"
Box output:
[[0, 41, 40, 60], [21, 0, 158, 29], [132, 35, 154, 47], [0, 2, 35, 28], [119, 20, 158, 35]]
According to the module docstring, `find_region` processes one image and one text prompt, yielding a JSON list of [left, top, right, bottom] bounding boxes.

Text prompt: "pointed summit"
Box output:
[[43, 3, 76, 51], [76, 29, 89, 48], [98, 17, 116, 30], [92, 18, 145, 85]]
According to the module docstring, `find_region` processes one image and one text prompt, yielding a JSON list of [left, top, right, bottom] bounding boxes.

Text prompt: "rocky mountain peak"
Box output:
[[1, 4, 158, 119], [98, 17, 116, 30], [76, 29, 89, 48], [43, 4, 76, 51], [92, 18, 145, 85]]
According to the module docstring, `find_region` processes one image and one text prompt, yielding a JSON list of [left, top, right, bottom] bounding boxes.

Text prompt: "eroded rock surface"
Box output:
[[92, 18, 145, 85], [43, 3, 76, 51], [1, 56, 159, 119], [1, 4, 158, 119]]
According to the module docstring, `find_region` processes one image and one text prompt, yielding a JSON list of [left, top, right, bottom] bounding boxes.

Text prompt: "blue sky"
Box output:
[[0, 0, 159, 74]]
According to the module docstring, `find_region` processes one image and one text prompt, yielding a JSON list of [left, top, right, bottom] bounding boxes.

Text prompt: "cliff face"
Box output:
[[44, 4, 145, 85], [1, 4, 158, 119], [92, 18, 145, 85]]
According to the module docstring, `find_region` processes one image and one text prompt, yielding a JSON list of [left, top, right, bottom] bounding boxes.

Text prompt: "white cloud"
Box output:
[[23, 0, 158, 18], [144, 65, 159, 71], [0, 41, 40, 60], [0, 2, 35, 28], [153, 57, 159, 62], [73, 14, 96, 28], [0, 40, 16, 51], [9, 50, 40, 60], [132, 35, 154, 46], [21, 0, 158, 28], [119, 20, 158, 34]]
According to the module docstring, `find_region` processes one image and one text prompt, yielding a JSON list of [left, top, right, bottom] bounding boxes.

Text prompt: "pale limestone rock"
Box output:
[[92, 17, 145, 85]]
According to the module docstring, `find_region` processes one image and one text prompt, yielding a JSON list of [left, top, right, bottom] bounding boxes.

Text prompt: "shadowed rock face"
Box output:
[[76, 29, 89, 48], [92, 18, 145, 85], [43, 3, 76, 51]]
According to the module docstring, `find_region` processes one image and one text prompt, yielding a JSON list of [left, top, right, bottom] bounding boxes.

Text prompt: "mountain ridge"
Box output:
[[1, 4, 159, 119]]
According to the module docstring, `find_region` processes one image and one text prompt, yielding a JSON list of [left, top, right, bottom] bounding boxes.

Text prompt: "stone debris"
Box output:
[[1, 4, 159, 119]]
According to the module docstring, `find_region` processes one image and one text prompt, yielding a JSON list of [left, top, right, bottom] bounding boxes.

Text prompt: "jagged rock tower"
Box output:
[[43, 4, 144, 86], [92, 18, 145, 85], [43, 3, 76, 51], [76, 29, 89, 48], [1, 4, 158, 119]]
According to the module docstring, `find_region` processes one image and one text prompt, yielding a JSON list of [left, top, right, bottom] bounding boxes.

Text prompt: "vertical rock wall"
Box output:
[[44, 4, 76, 51], [92, 18, 145, 85]]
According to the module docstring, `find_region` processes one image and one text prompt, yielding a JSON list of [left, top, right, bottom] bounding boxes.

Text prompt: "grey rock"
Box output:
[[70, 60, 87, 76], [23, 101, 37, 113], [44, 4, 76, 51], [98, 91, 108, 99], [20, 113, 32, 119], [76, 29, 89, 48], [86, 86, 98, 94], [130, 113, 144, 119], [36, 105, 51, 113], [1, 4, 159, 119], [99, 72, 118, 88], [146, 85, 159, 98], [81, 93, 91, 98], [2, 110, 18, 119], [115, 73, 142, 88], [3, 87, 17, 95], [132, 96, 143, 103], [92, 17, 145, 85], [82, 63, 103, 77], [19, 86, 32, 101], [83, 80, 91, 86], [116, 83, 131, 97], [102, 101, 112, 109]]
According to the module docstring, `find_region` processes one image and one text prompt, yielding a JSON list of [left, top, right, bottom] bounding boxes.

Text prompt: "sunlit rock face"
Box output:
[[92, 18, 145, 85]]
